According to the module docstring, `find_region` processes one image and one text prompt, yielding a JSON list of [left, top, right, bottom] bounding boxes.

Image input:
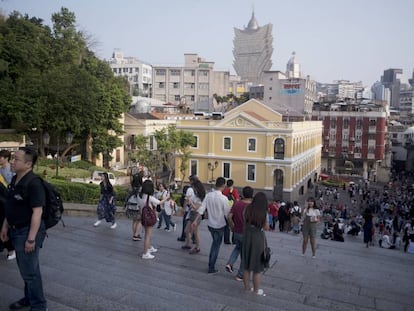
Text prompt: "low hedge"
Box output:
[[47, 179, 129, 205], [321, 179, 346, 188], [47, 179, 183, 208]]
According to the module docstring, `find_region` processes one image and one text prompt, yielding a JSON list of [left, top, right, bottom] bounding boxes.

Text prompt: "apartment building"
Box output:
[[108, 49, 152, 97], [262, 71, 317, 117], [152, 54, 230, 112], [312, 102, 388, 182]]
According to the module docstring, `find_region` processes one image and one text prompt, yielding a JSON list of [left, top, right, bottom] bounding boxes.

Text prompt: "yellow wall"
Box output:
[[175, 99, 323, 200]]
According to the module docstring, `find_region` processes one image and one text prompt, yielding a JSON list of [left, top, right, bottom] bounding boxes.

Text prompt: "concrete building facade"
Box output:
[[108, 49, 152, 97], [262, 71, 317, 117], [312, 102, 389, 182], [152, 54, 230, 113]]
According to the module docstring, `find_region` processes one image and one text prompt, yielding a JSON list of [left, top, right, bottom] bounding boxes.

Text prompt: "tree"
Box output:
[[128, 134, 161, 180], [154, 124, 195, 187], [0, 8, 130, 161], [129, 125, 195, 186]]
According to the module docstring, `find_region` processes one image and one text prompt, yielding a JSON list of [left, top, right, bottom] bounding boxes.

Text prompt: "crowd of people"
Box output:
[[122, 174, 271, 296], [1, 145, 413, 309], [311, 172, 414, 252]]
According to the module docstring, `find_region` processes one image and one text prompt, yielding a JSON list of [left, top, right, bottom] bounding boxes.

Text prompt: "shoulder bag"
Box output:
[[141, 196, 157, 227], [261, 233, 271, 269]]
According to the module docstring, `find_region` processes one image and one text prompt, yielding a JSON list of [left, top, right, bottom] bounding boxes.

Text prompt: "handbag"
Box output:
[[141, 196, 157, 227], [261, 234, 271, 268]]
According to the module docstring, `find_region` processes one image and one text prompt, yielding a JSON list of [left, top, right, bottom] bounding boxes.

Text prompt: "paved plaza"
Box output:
[[0, 207, 413, 311]]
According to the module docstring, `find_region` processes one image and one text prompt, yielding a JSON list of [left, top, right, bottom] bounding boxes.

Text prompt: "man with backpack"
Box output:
[[291, 201, 302, 234], [222, 179, 240, 244], [0, 147, 48, 311]]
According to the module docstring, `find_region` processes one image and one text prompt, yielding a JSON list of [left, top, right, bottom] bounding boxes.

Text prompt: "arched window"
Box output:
[[274, 138, 285, 159]]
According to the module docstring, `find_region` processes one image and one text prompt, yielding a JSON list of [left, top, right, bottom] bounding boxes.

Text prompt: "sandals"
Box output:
[[181, 245, 191, 249], [132, 235, 142, 241]]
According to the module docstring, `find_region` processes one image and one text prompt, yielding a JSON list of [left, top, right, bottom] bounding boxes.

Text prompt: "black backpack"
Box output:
[[39, 178, 65, 229], [16, 174, 65, 230]]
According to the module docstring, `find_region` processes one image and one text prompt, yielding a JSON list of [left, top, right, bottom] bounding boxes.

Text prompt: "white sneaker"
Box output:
[[110, 222, 117, 229], [148, 246, 158, 253], [142, 252, 155, 259], [93, 220, 101, 227], [7, 252, 16, 260]]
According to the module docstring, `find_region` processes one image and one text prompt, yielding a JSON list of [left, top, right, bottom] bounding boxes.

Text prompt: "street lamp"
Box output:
[[43, 132, 50, 152], [207, 161, 219, 186], [43, 132, 61, 177], [65, 131, 73, 162], [66, 131, 73, 145]]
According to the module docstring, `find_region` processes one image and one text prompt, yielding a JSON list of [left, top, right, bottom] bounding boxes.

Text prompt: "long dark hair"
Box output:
[[192, 180, 206, 200], [140, 179, 155, 198], [307, 197, 318, 209], [244, 192, 268, 228], [101, 172, 113, 192]]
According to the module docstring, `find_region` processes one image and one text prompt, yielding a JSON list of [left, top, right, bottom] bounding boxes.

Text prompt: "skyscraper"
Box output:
[[381, 68, 403, 109], [233, 11, 273, 85]]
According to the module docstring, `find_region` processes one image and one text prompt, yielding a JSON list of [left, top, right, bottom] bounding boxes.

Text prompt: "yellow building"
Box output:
[[175, 99, 323, 202]]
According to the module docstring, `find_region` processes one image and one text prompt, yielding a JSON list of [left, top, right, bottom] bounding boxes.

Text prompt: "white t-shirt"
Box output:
[[164, 200, 175, 216], [305, 207, 321, 218], [137, 194, 160, 209]]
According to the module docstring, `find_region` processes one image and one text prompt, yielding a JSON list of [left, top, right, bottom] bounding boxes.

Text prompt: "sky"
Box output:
[[1, 0, 413, 87]]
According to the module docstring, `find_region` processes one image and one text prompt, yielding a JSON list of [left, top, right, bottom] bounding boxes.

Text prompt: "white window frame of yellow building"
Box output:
[[149, 135, 156, 150], [223, 162, 231, 179], [246, 163, 256, 182], [190, 159, 198, 177], [247, 137, 257, 152], [273, 138, 285, 160], [191, 135, 199, 149], [223, 136, 232, 151]]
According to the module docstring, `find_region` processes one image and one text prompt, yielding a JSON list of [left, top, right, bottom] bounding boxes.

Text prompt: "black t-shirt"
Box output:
[[5, 171, 45, 226]]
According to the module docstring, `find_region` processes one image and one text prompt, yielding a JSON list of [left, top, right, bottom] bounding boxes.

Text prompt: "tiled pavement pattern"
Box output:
[[0, 206, 412, 311]]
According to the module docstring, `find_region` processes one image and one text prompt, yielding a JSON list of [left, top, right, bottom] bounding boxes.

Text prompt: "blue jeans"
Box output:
[[10, 223, 47, 311], [164, 214, 175, 230], [208, 226, 225, 272], [157, 209, 165, 228], [227, 232, 244, 277]]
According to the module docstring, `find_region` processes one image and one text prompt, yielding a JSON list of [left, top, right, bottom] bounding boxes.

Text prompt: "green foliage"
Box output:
[[0, 8, 130, 158], [129, 125, 194, 185], [0, 132, 24, 142], [321, 179, 344, 188], [64, 160, 95, 170], [48, 179, 128, 205]]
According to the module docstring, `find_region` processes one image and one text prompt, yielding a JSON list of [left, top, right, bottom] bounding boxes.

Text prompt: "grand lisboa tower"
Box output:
[[233, 11, 273, 85]]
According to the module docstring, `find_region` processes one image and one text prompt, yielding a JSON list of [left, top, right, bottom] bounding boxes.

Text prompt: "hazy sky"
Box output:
[[1, 0, 413, 87]]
